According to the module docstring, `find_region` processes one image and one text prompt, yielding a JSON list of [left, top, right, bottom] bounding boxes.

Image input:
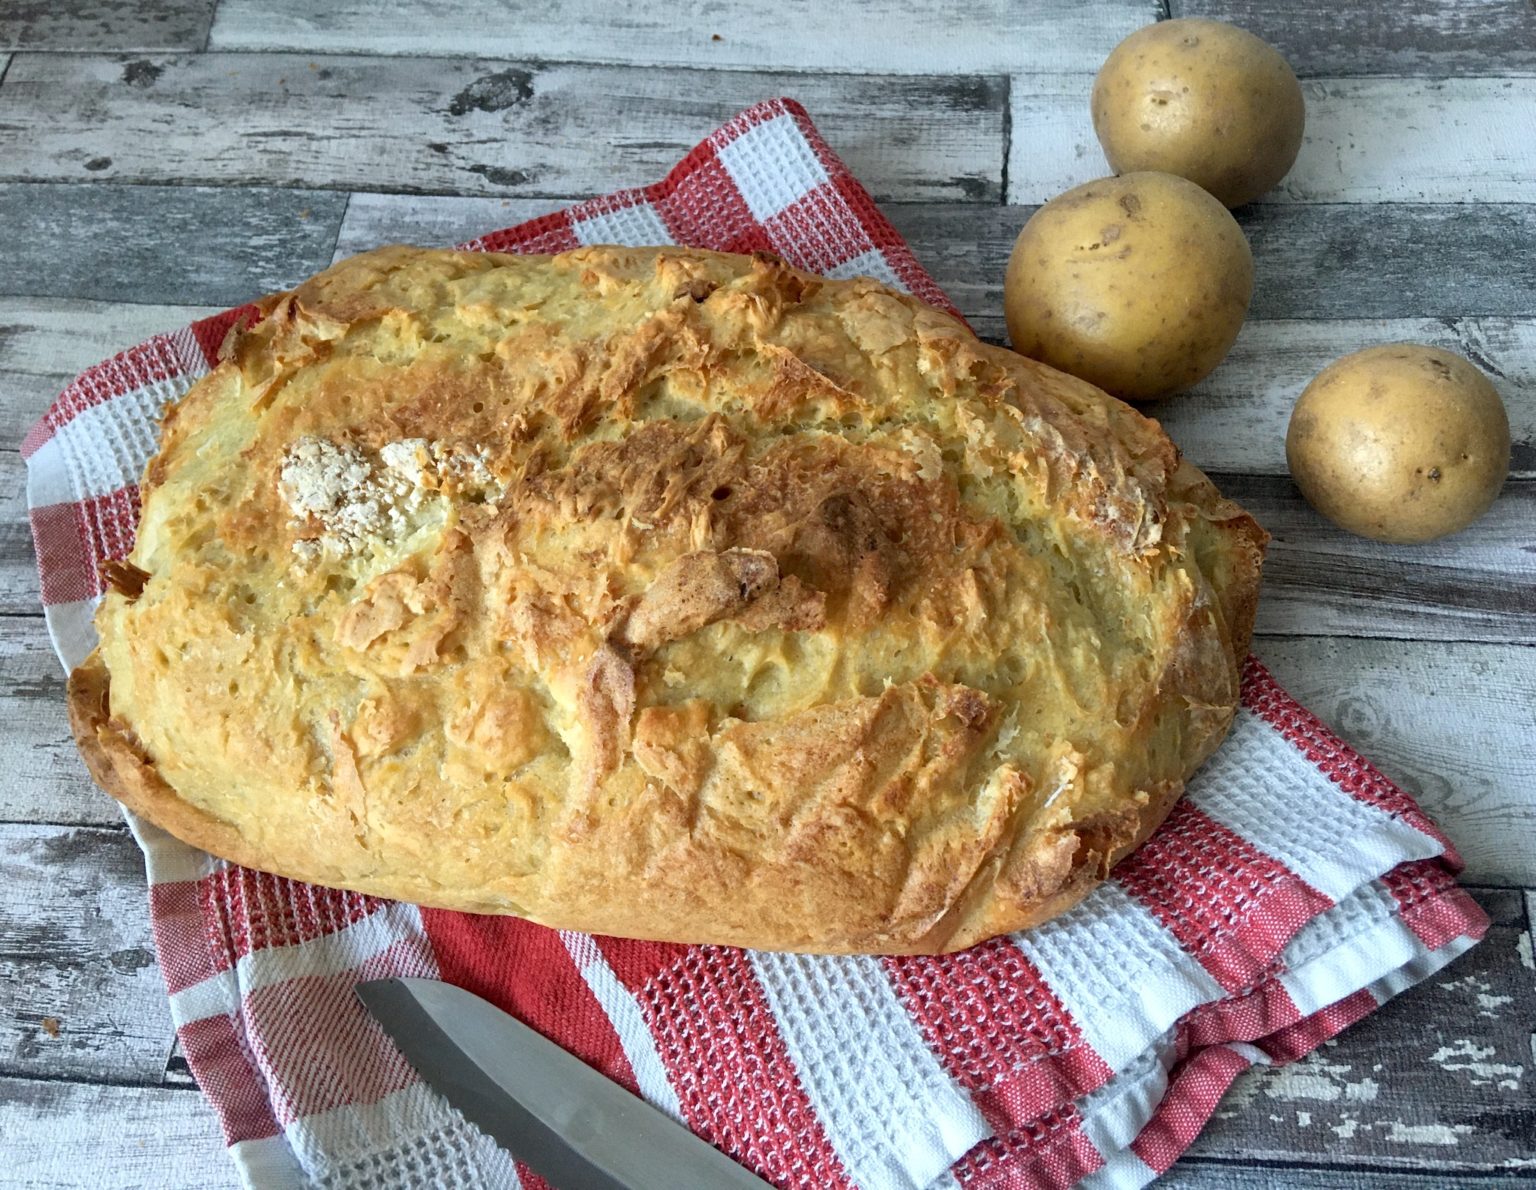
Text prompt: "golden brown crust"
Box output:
[[72, 245, 1265, 953]]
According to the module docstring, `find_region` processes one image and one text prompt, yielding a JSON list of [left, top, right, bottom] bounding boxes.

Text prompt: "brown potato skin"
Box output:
[[1092, 18, 1305, 208], [1286, 344, 1511, 544], [1004, 171, 1253, 402]]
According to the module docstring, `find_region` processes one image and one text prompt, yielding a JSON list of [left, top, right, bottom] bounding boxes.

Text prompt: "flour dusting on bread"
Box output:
[[281, 436, 497, 561]]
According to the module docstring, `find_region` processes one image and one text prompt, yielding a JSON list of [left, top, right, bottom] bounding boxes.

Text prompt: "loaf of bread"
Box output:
[[69, 245, 1265, 954]]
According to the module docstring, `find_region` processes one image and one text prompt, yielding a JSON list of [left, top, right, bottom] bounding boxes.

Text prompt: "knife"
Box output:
[[356, 977, 775, 1190]]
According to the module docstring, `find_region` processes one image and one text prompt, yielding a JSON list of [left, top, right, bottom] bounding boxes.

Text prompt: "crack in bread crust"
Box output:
[[72, 245, 1266, 954]]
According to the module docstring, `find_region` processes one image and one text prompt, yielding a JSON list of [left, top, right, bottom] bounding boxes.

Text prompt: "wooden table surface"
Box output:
[[1, 2, 1533, 1186]]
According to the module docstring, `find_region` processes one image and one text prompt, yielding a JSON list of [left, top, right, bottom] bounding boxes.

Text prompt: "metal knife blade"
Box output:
[[356, 977, 773, 1190]]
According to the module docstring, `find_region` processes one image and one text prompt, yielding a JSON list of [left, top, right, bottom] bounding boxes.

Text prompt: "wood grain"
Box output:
[[882, 201, 1536, 326], [1231, 475, 1536, 644], [0, 1, 214, 53], [1187, 888, 1534, 1172], [0, 371, 69, 448], [208, 0, 1155, 74], [332, 192, 567, 262], [0, 1077, 232, 1189], [0, 54, 1006, 203], [1170, 0, 1536, 78], [1008, 77, 1536, 204], [1257, 639, 1536, 888], [0, 616, 109, 826], [0, 183, 347, 306], [1165, 318, 1536, 478], [2, 448, 41, 614], [0, 823, 175, 1086], [59, 186, 1529, 326], [0, 298, 218, 386]]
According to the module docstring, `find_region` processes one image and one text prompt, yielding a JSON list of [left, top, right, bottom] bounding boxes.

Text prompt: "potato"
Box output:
[[1004, 171, 1252, 402], [1286, 344, 1511, 544], [1091, 18, 1305, 208]]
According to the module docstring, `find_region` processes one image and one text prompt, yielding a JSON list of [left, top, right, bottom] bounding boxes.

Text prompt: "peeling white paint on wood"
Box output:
[[208, 0, 1156, 75], [1009, 77, 1536, 204], [332, 192, 568, 262], [1258, 1051, 1380, 1105], [0, 183, 348, 307], [1439, 974, 1517, 1019], [1236, 477, 1536, 646], [1386, 1121, 1476, 1145], [1428, 1039, 1524, 1091], [1190, 890, 1534, 1170]]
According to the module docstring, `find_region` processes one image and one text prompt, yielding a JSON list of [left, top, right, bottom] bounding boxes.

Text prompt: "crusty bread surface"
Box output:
[[69, 245, 1265, 954]]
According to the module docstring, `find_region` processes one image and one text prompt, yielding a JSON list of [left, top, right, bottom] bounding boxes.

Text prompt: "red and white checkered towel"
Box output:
[[25, 99, 1487, 1190]]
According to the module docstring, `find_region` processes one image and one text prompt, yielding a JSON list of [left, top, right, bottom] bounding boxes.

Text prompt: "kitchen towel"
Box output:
[[24, 98, 1487, 1190]]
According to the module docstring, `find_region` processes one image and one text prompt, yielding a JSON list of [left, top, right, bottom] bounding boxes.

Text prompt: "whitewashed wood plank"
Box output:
[[1008, 77, 1536, 204], [1, 5, 215, 53], [0, 823, 176, 1085], [1256, 639, 1536, 888], [882, 202, 1536, 328], [1185, 888, 1534, 1172], [0, 1077, 232, 1189], [0, 298, 218, 381], [207, 0, 1154, 74], [1230, 475, 1536, 644], [0, 616, 111, 825], [0, 55, 1005, 203], [1236, 204, 1536, 320], [0, 183, 347, 306], [1168, 317, 1536, 478], [2, 448, 41, 615], [1, 370, 69, 448], [332, 192, 567, 262], [1171, 0, 1536, 78], [333, 195, 1536, 327]]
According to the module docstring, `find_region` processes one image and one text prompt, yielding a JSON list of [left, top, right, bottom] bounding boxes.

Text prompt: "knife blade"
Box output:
[[356, 977, 774, 1190]]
